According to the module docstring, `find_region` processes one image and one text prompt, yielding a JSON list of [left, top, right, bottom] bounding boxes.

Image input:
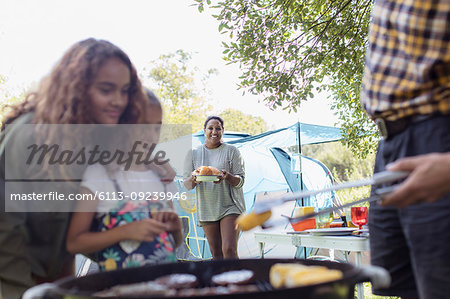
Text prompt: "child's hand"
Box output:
[[160, 164, 176, 184], [150, 163, 176, 184], [152, 210, 181, 232], [121, 219, 169, 242]]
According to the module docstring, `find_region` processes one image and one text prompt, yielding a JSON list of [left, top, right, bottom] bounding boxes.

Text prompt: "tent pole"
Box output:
[[297, 122, 304, 205], [297, 121, 307, 259]]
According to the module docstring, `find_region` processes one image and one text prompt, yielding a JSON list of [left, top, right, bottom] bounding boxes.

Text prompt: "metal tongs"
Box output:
[[252, 171, 409, 227], [278, 185, 398, 226]]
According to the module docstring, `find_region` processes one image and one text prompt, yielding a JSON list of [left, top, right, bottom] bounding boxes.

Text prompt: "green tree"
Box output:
[[303, 142, 375, 203], [303, 142, 374, 182], [219, 108, 268, 135], [195, 0, 378, 157], [143, 50, 216, 133], [0, 75, 26, 125]]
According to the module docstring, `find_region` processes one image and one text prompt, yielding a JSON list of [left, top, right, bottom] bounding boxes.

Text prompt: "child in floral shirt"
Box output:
[[67, 90, 182, 271]]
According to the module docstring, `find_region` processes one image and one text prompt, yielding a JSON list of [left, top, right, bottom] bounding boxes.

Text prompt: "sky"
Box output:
[[0, 0, 340, 129]]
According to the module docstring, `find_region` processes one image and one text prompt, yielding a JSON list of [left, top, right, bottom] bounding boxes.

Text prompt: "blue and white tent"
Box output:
[[172, 122, 343, 259]]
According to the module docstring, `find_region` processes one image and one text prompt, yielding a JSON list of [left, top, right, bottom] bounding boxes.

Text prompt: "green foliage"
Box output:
[[360, 282, 399, 299], [219, 108, 268, 135], [195, 0, 378, 157], [329, 71, 379, 158], [0, 75, 26, 125], [142, 50, 216, 133], [303, 141, 375, 204], [303, 142, 374, 182]]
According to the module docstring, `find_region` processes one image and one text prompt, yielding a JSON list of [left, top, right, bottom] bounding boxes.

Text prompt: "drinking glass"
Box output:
[[344, 207, 357, 227], [351, 207, 368, 229], [315, 209, 333, 229]]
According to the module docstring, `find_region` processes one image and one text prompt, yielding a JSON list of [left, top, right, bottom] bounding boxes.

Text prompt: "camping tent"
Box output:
[[171, 122, 343, 259]]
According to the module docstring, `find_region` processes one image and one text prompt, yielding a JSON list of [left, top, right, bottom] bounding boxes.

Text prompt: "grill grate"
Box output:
[[255, 280, 274, 292]]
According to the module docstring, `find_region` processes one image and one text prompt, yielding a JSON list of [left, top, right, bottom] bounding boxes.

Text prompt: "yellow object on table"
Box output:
[[293, 206, 314, 218]]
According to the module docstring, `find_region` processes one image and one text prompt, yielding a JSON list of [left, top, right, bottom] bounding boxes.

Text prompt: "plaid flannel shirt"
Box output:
[[361, 0, 450, 121]]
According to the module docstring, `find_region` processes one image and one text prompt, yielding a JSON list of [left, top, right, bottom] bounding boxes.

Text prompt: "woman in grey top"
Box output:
[[184, 116, 245, 259]]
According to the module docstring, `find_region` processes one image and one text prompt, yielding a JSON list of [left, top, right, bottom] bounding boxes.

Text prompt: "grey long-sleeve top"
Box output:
[[183, 143, 246, 223]]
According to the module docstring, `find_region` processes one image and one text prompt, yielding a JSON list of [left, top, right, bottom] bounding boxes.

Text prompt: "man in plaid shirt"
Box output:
[[361, 0, 450, 298]]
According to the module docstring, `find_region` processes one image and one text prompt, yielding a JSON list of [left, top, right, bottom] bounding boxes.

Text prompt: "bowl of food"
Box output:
[[194, 166, 221, 182], [291, 207, 316, 232]]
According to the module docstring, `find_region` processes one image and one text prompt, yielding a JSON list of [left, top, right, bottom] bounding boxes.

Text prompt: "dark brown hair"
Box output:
[[203, 115, 224, 129], [145, 88, 162, 110], [1, 39, 147, 179], [3, 38, 145, 126]]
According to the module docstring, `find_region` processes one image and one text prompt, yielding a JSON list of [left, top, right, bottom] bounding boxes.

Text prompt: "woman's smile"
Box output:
[[204, 119, 223, 148]]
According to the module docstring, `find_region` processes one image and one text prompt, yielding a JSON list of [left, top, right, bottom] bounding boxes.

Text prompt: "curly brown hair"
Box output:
[[3, 38, 145, 126], [1, 39, 147, 180]]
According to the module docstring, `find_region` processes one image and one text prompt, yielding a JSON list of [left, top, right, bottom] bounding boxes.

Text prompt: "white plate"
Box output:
[[305, 228, 358, 236], [195, 175, 220, 182]]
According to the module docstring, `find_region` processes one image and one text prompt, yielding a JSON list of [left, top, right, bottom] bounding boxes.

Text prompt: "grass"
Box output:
[[356, 282, 399, 299]]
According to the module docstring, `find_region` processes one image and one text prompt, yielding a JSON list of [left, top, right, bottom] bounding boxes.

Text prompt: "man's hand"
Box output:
[[381, 153, 450, 208]]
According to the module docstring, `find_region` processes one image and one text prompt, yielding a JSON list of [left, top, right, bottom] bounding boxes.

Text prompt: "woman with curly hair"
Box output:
[[0, 38, 147, 298]]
